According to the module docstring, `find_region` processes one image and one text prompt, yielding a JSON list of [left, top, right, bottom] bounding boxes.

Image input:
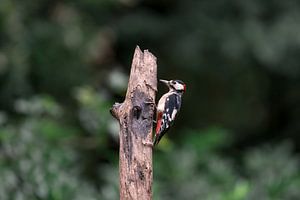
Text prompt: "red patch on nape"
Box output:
[[156, 112, 163, 134], [183, 84, 186, 92]]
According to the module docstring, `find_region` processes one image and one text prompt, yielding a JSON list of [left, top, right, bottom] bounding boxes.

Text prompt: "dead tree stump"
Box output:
[[110, 46, 157, 200]]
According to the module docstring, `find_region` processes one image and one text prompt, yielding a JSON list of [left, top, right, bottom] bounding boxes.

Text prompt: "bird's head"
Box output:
[[160, 79, 186, 93]]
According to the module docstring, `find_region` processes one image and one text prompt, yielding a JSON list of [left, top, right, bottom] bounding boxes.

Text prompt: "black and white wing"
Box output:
[[154, 93, 181, 145]]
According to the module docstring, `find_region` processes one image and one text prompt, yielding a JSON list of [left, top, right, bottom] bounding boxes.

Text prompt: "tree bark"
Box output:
[[110, 46, 157, 200]]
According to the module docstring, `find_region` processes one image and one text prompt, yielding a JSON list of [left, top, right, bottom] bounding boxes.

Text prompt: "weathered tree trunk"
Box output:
[[110, 46, 157, 200]]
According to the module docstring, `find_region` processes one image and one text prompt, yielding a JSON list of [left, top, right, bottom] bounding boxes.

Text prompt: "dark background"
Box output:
[[0, 0, 300, 199]]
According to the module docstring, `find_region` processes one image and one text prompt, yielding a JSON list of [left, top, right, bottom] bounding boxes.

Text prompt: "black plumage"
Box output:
[[154, 92, 182, 145]]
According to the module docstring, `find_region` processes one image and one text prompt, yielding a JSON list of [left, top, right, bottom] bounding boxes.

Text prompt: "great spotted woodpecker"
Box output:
[[153, 79, 186, 146]]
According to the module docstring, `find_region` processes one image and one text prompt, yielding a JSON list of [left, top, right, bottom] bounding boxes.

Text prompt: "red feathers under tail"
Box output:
[[153, 112, 163, 146], [155, 112, 162, 134]]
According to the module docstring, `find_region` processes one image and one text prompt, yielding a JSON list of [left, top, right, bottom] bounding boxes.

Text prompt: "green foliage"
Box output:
[[75, 86, 111, 134], [153, 138, 300, 200], [0, 0, 299, 199], [0, 121, 99, 200], [0, 94, 119, 200], [0, 96, 300, 199], [244, 143, 300, 199], [181, 127, 232, 154]]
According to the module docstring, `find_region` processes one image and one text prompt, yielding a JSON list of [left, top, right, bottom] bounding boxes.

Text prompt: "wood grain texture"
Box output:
[[111, 46, 157, 200]]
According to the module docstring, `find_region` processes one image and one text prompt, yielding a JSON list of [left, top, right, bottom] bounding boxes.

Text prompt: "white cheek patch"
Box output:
[[174, 83, 184, 91]]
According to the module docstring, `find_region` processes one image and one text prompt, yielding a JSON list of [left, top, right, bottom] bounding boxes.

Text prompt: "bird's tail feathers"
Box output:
[[153, 132, 163, 146]]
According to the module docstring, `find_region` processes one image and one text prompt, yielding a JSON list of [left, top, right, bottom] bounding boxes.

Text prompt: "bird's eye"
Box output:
[[172, 81, 176, 84]]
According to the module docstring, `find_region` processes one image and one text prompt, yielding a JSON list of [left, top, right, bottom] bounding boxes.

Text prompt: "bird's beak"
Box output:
[[159, 79, 169, 86]]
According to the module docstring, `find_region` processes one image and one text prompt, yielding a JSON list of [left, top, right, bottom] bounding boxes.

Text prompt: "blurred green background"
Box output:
[[1, 0, 300, 199]]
